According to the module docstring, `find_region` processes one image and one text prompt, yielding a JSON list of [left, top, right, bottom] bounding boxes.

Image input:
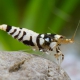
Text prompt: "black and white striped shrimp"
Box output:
[[0, 24, 78, 65]]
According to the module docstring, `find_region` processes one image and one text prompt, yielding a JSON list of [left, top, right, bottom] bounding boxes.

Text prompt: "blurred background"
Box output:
[[0, 0, 80, 80]]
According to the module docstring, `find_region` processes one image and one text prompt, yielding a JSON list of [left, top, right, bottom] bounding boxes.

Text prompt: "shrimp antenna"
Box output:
[[71, 20, 80, 41], [48, 27, 57, 34]]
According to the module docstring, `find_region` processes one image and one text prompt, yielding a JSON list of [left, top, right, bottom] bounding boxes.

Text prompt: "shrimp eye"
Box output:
[[60, 36, 65, 39], [60, 36, 64, 39]]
